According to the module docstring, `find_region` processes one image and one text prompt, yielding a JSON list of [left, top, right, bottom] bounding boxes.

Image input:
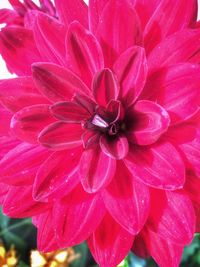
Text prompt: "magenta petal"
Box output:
[[34, 13, 67, 65], [3, 185, 48, 218], [79, 147, 116, 193], [35, 211, 60, 253], [0, 143, 50, 186], [96, 0, 142, 67], [8, 0, 26, 14], [113, 46, 148, 106], [166, 123, 200, 177], [149, 190, 195, 245], [143, 64, 200, 124], [82, 131, 100, 149], [135, 0, 160, 29], [88, 0, 109, 33], [73, 93, 96, 114], [0, 77, 48, 112], [148, 29, 200, 70], [38, 122, 83, 150], [144, 0, 198, 52], [143, 228, 184, 267], [100, 135, 129, 160], [124, 142, 185, 190], [32, 63, 90, 102], [103, 161, 150, 235], [54, 186, 105, 246], [0, 26, 41, 76], [55, 0, 88, 28], [0, 105, 12, 135], [50, 101, 90, 122], [127, 100, 170, 145], [66, 21, 104, 86], [10, 104, 54, 143], [33, 148, 82, 202], [0, 8, 21, 26], [88, 213, 134, 267], [24, 10, 41, 30], [0, 136, 19, 161], [93, 68, 119, 107], [0, 183, 9, 205], [185, 172, 200, 205]]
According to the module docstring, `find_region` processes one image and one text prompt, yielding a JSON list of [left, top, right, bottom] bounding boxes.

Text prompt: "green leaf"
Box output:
[[117, 258, 129, 267], [0, 208, 10, 229], [18, 261, 29, 267], [3, 231, 26, 252], [181, 235, 200, 263], [71, 243, 88, 267], [128, 253, 147, 267]]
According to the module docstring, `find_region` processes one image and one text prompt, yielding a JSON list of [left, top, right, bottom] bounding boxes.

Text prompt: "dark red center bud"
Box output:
[[86, 100, 125, 137]]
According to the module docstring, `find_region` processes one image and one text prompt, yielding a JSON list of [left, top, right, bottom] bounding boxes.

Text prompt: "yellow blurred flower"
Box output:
[[0, 243, 18, 267], [30, 247, 79, 267]]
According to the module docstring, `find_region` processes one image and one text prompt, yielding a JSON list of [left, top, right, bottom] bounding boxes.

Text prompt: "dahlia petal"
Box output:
[[93, 69, 119, 107], [88, 0, 108, 33], [0, 183, 9, 205], [55, 0, 88, 28], [38, 122, 83, 150], [185, 171, 200, 205], [144, 228, 184, 267], [24, 10, 41, 30], [127, 100, 170, 145], [54, 186, 105, 246], [100, 135, 129, 160], [96, 0, 142, 67], [0, 136, 19, 161], [34, 13, 67, 65], [66, 21, 104, 86], [148, 29, 200, 70], [73, 93, 96, 114], [50, 101, 90, 123], [36, 211, 60, 252], [0, 143, 50, 186], [144, 0, 198, 52], [143, 64, 200, 124], [103, 161, 150, 235], [0, 77, 48, 112], [132, 234, 150, 259], [166, 123, 200, 176], [39, 0, 56, 17], [106, 100, 125, 122], [0, 8, 21, 26], [113, 46, 148, 106], [88, 213, 134, 267], [124, 142, 185, 189], [79, 147, 116, 193], [32, 63, 90, 103], [0, 105, 12, 135], [82, 131, 100, 149], [149, 189, 195, 245], [0, 26, 41, 76], [181, 142, 200, 177], [33, 148, 82, 202], [193, 203, 200, 232], [134, 0, 160, 29], [3, 185, 48, 218], [10, 104, 54, 143]]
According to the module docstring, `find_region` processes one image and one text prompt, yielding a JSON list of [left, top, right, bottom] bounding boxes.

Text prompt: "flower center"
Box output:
[[84, 100, 126, 138], [91, 114, 121, 136]]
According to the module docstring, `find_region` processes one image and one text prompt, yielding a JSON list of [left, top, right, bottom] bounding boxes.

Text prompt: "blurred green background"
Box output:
[[0, 209, 199, 267]]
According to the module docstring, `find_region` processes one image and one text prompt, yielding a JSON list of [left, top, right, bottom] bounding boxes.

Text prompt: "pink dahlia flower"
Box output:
[[0, 0, 200, 266]]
